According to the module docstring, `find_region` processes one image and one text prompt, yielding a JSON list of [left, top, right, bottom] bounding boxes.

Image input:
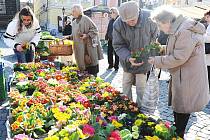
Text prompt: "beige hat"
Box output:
[[119, 1, 139, 22]]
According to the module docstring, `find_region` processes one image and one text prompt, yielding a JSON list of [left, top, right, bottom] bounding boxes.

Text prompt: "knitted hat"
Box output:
[[119, 1, 139, 22]]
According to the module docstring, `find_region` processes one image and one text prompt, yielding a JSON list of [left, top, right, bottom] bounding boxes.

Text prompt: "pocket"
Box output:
[[84, 54, 91, 65]]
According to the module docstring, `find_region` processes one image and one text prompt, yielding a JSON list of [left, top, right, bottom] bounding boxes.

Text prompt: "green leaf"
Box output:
[[120, 129, 132, 140], [45, 119, 55, 128], [69, 132, 79, 140], [32, 131, 39, 138], [91, 134, 106, 140], [34, 128, 46, 135]]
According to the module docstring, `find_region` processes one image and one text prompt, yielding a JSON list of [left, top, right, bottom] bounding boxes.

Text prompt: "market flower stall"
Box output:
[[7, 62, 182, 140]]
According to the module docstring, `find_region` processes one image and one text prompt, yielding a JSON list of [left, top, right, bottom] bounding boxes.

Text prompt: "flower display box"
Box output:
[[7, 62, 182, 140]]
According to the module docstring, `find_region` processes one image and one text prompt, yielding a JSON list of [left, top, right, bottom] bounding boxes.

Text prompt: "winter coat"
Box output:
[[154, 15, 210, 113], [3, 18, 41, 48], [63, 23, 72, 36], [112, 10, 159, 74], [72, 15, 103, 71], [105, 16, 119, 41]]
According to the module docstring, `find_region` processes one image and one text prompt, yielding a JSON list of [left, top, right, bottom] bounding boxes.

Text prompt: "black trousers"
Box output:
[[107, 40, 119, 69], [173, 111, 190, 138], [86, 65, 99, 77], [207, 66, 210, 89]]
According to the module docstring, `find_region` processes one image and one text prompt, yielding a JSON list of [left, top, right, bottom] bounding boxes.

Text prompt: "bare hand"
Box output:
[[129, 58, 144, 66], [148, 57, 155, 64], [63, 35, 72, 40], [80, 34, 88, 40], [16, 45, 24, 52]]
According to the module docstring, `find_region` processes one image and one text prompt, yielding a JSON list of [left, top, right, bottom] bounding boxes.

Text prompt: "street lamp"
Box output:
[[62, 7, 65, 30]]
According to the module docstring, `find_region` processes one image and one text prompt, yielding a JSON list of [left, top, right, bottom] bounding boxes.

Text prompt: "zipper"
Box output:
[[180, 67, 182, 83]]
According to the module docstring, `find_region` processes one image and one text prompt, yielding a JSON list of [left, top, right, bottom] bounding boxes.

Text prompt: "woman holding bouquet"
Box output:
[[3, 6, 41, 63], [68, 4, 103, 76], [148, 7, 210, 138]]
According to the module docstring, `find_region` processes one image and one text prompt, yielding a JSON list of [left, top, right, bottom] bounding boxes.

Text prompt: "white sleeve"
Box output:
[[30, 19, 41, 46], [204, 25, 210, 43], [3, 21, 19, 48]]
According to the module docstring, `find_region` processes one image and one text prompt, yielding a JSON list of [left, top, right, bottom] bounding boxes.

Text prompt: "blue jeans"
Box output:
[[14, 47, 34, 63]]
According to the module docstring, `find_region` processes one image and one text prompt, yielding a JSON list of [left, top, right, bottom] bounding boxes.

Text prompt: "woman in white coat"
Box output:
[[3, 6, 41, 63]]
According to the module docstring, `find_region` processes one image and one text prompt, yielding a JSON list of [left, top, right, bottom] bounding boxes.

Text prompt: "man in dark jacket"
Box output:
[[105, 7, 119, 71], [63, 16, 72, 36], [112, 1, 158, 107]]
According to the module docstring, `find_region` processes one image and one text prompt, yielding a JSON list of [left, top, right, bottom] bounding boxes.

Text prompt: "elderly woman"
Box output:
[[70, 4, 103, 76], [148, 7, 210, 138]]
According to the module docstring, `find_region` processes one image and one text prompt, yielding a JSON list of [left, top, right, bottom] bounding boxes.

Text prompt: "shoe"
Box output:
[[107, 65, 113, 70], [115, 68, 119, 71]]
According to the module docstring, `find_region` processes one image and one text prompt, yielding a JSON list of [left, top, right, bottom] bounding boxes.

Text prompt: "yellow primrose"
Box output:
[[81, 119, 89, 124], [112, 120, 123, 128], [134, 119, 143, 126], [72, 120, 83, 126], [63, 137, 69, 140], [23, 121, 29, 129], [102, 91, 110, 98], [99, 82, 110, 88], [54, 112, 70, 121], [59, 129, 69, 137], [19, 98, 28, 107], [52, 107, 60, 114], [44, 135, 59, 140], [145, 136, 160, 140], [25, 113, 31, 119], [36, 119, 44, 127], [69, 102, 84, 109], [79, 86, 87, 92], [65, 108, 72, 115], [66, 124, 77, 133], [77, 127, 86, 139]]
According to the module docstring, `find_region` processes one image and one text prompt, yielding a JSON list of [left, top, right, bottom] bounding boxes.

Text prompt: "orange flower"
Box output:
[[17, 115, 23, 122], [11, 121, 20, 131]]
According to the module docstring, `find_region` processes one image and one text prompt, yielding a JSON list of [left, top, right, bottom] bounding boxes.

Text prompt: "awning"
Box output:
[[83, 5, 110, 15], [176, 5, 210, 19]]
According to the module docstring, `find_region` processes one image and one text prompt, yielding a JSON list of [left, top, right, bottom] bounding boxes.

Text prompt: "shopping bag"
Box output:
[[141, 66, 159, 114]]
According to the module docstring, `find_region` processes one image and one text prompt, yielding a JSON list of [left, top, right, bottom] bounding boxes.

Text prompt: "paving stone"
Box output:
[[197, 132, 208, 139], [190, 125, 202, 132], [201, 128, 210, 135]]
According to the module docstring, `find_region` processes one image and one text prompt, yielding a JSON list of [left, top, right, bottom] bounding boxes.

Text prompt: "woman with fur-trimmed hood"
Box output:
[[149, 6, 210, 138]]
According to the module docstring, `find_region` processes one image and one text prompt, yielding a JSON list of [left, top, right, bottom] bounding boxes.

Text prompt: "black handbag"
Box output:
[[205, 43, 210, 54]]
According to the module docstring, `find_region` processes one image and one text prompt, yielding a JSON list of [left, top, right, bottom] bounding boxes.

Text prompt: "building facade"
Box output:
[[0, 0, 20, 29], [34, 0, 93, 33]]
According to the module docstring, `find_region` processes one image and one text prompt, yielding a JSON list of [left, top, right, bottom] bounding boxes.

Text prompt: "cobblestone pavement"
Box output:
[[0, 39, 210, 139], [98, 48, 210, 140]]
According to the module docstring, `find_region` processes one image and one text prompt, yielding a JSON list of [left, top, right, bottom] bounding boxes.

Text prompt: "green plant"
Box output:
[[131, 43, 161, 63]]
